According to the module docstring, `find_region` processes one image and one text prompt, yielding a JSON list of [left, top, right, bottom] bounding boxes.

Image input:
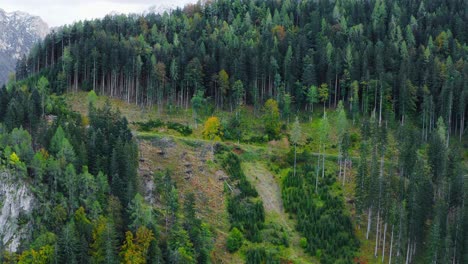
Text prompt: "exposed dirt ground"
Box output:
[[138, 137, 242, 264]]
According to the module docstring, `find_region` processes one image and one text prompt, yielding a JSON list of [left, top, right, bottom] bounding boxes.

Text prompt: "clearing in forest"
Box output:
[[242, 162, 317, 263], [242, 162, 285, 220]]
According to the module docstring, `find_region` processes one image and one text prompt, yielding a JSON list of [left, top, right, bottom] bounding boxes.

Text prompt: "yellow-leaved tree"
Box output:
[[203, 116, 223, 153], [9, 152, 20, 165], [202, 116, 222, 141], [18, 245, 54, 264], [120, 226, 155, 264]]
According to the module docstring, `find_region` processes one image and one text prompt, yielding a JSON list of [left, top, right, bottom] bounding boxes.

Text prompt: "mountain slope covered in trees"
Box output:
[[3, 0, 468, 263]]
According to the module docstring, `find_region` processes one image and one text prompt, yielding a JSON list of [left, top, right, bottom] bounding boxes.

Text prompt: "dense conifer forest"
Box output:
[[0, 0, 467, 263]]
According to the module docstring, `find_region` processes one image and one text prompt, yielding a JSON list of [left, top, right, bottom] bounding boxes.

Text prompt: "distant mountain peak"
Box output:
[[0, 8, 48, 85], [144, 4, 178, 15]]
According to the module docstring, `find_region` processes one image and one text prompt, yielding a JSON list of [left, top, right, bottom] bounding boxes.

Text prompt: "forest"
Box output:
[[1, 0, 467, 263]]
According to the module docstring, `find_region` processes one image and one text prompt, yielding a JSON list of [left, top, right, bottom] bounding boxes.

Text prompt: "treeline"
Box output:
[[15, 0, 468, 139], [0, 80, 213, 263]]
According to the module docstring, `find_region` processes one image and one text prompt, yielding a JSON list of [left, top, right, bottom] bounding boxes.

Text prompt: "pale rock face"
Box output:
[[0, 8, 49, 85], [0, 170, 34, 252]]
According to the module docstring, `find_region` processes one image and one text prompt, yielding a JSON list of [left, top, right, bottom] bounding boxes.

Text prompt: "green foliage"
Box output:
[[307, 85, 319, 110], [135, 119, 165, 132], [259, 223, 289, 247], [282, 159, 358, 263], [232, 80, 245, 109], [37, 76, 49, 116], [222, 113, 245, 142], [221, 152, 264, 242], [134, 119, 192, 136], [221, 152, 257, 197], [226, 227, 244, 253], [262, 99, 281, 140], [167, 122, 193, 136], [90, 217, 118, 264], [244, 244, 281, 264], [318, 84, 329, 104], [128, 193, 154, 231], [3, 0, 468, 262], [299, 237, 308, 249], [18, 245, 54, 264], [87, 90, 98, 106], [191, 90, 205, 124], [290, 117, 301, 146], [183, 193, 213, 264]]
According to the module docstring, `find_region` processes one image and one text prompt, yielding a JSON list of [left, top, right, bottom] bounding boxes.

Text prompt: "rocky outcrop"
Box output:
[[0, 170, 34, 252]]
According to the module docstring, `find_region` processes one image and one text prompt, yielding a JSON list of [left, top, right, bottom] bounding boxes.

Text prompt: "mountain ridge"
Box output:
[[0, 8, 48, 85]]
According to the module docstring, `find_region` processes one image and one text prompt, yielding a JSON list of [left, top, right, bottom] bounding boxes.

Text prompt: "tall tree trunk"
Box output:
[[338, 157, 342, 181], [322, 154, 325, 178], [375, 210, 380, 257], [382, 222, 387, 263], [334, 74, 338, 107], [342, 158, 347, 186], [294, 144, 297, 177], [397, 207, 402, 258], [379, 81, 383, 126], [389, 225, 394, 264], [447, 89, 453, 147], [93, 59, 96, 91], [405, 238, 410, 264], [136, 75, 139, 105], [460, 113, 465, 141], [315, 153, 320, 193], [366, 207, 372, 240]]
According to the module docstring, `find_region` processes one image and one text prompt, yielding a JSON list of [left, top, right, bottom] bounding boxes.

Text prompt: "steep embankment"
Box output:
[[137, 135, 242, 263]]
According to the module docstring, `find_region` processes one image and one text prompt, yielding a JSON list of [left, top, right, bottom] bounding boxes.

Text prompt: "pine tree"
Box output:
[[291, 116, 301, 177]]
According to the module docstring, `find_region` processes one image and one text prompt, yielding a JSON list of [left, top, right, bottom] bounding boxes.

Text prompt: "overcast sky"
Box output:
[[2, 0, 194, 27]]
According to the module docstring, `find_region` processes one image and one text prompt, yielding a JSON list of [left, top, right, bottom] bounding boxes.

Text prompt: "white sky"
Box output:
[[2, 0, 194, 27]]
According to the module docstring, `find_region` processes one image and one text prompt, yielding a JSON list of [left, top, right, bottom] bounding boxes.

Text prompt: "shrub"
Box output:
[[245, 244, 281, 264], [167, 122, 192, 136], [135, 119, 164, 132], [226, 227, 244, 252], [300, 237, 308, 249]]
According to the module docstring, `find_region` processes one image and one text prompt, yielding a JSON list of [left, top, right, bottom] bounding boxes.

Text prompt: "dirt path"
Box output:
[[242, 162, 318, 263], [242, 162, 297, 232], [242, 163, 284, 214]]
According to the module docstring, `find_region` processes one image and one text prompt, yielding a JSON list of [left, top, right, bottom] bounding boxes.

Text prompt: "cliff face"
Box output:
[[0, 170, 34, 252], [0, 8, 48, 85]]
